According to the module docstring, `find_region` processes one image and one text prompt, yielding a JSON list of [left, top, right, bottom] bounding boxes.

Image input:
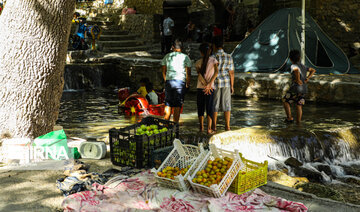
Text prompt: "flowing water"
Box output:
[[57, 89, 360, 163], [57, 89, 360, 202]]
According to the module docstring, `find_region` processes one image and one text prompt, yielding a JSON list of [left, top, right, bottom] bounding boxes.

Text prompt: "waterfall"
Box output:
[[209, 127, 360, 166], [64, 64, 104, 91]]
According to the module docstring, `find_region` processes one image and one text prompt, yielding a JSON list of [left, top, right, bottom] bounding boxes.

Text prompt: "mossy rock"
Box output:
[[296, 182, 344, 202]]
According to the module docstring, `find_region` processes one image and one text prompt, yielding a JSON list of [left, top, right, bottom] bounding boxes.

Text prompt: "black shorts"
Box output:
[[197, 89, 214, 118]]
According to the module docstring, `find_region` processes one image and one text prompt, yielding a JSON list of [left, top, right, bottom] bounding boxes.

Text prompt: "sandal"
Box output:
[[207, 129, 215, 135], [284, 118, 294, 123]]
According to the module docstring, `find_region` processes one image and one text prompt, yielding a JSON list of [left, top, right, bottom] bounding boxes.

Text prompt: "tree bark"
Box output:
[[209, 0, 226, 26], [0, 0, 75, 138]]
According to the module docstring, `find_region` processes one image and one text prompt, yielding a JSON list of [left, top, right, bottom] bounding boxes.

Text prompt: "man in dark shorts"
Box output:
[[283, 50, 316, 124], [161, 39, 192, 123]]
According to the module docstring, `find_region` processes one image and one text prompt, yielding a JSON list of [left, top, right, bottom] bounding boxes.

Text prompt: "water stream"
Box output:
[[57, 89, 360, 163], [57, 89, 360, 203]]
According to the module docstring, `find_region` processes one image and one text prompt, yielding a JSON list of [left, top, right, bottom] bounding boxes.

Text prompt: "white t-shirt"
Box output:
[[163, 17, 174, 36]]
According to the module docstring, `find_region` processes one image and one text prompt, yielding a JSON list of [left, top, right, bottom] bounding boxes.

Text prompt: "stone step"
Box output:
[[100, 25, 126, 31], [101, 30, 128, 36], [99, 34, 138, 41], [87, 16, 110, 22], [102, 45, 152, 53], [99, 40, 145, 48], [87, 20, 114, 26], [118, 52, 164, 59]]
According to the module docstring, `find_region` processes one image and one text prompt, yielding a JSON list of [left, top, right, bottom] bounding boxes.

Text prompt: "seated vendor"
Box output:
[[137, 77, 149, 97], [145, 82, 158, 105]]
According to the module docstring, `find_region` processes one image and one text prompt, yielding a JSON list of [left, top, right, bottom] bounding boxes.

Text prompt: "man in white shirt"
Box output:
[[163, 14, 174, 54]]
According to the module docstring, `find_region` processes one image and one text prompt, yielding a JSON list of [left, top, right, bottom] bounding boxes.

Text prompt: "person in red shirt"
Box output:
[[212, 24, 222, 37]]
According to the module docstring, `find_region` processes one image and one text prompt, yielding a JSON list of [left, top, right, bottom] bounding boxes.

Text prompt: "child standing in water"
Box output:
[[196, 43, 219, 134], [283, 50, 316, 124]]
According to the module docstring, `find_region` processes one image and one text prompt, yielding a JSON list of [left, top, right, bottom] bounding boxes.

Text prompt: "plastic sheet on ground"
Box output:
[[62, 170, 308, 212]]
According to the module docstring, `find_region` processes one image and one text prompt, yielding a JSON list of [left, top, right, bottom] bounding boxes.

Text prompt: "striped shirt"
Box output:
[[214, 49, 234, 88]]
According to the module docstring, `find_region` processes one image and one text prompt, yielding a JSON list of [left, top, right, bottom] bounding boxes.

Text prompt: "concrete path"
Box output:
[[262, 181, 360, 212]]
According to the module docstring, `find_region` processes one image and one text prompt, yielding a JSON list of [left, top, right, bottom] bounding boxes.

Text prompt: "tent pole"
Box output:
[[301, 0, 306, 64]]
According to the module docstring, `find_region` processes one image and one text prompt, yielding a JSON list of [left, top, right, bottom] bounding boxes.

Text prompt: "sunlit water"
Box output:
[[57, 89, 360, 203], [57, 89, 360, 140]]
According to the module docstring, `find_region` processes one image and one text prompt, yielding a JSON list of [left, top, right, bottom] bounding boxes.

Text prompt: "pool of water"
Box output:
[[57, 89, 360, 141]]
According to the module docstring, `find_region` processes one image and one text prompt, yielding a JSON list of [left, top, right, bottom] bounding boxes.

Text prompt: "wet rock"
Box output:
[[293, 167, 324, 183], [340, 165, 360, 177], [268, 170, 308, 188], [274, 162, 289, 174], [284, 157, 303, 168], [296, 182, 344, 202], [317, 164, 332, 176], [338, 177, 360, 186]]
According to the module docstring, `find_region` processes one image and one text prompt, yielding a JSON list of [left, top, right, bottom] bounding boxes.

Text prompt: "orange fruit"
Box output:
[[212, 166, 217, 170], [207, 160, 213, 165], [157, 172, 162, 177]]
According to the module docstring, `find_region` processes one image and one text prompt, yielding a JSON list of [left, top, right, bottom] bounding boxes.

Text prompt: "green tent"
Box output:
[[232, 8, 354, 74]]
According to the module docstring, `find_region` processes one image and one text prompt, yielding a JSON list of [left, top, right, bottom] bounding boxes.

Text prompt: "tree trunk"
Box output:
[[209, 0, 226, 26], [0, 0, 75, 138]]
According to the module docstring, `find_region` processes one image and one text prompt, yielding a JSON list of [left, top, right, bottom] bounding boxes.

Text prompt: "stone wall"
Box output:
[[124, 0, 163, 14], [64, 55, 360, 105], [188, 0, 213, 13], [310, 0, 360, 56], [232, 73, 360, 105], [242, 0, 360, 56], [233, 3, 259, 40], [117, 14, 157, 43]]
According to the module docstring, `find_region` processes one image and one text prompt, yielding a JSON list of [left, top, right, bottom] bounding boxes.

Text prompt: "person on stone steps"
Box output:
[[212, 36, 234, 132], [283, 50, 316, 124], [163, 14, 174, 54], [196, 43, 219, 134], [162, 39, 191, 123]]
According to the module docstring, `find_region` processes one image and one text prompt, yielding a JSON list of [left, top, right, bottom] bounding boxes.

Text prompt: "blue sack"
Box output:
[[104, 0, 113, 4]]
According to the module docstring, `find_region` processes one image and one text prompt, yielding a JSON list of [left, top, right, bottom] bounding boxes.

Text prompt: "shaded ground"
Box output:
[[0, 159, 116, 212], [1, 158, 360, 212]]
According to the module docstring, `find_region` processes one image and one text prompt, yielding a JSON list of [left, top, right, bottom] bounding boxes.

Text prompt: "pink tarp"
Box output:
[[62, 171, 307, 212]]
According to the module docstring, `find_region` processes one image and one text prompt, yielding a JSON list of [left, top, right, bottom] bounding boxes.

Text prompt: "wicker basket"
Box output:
[[154, 139, 207, 191], [187, 144, 244, 198]]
